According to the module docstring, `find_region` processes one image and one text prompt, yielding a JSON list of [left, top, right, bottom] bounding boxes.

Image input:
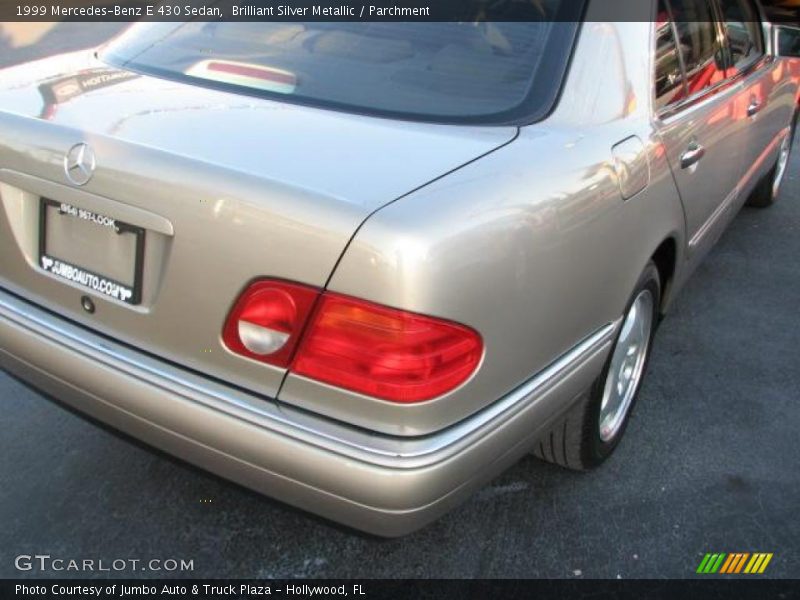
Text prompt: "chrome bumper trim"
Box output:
[[0, 287, 615, 468]]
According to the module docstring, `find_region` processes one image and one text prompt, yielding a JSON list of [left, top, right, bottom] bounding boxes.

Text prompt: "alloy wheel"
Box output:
[[598, 289, 654, 442]]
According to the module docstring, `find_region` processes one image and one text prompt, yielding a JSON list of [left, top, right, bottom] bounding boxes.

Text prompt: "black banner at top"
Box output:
[[3, 0, 799, 23]]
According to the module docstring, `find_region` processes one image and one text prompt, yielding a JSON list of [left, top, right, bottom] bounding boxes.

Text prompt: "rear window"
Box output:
[[655, 0, 686, 110], [719, 0, 765, 74], [100, 9, 582, 125]]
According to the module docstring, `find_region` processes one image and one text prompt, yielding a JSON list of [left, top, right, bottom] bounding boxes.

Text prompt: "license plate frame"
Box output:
[[38, 198, 145, 305]]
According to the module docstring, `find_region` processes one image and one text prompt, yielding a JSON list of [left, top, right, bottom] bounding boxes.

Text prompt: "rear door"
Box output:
[[655, 0, 749, 253], [718, 0, 782, 194]]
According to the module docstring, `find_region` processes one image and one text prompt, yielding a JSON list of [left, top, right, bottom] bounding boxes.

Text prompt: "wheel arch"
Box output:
[[651, 236, 678, 316]]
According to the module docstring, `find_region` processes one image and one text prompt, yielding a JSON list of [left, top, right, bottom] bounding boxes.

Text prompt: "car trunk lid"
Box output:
[[0, 51, 516, 399]]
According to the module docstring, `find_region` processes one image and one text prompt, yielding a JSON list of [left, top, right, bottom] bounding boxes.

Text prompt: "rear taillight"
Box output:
[[222, 280, 319, 368], [293, 294, 483, 403], [223, 281, 483, 403]]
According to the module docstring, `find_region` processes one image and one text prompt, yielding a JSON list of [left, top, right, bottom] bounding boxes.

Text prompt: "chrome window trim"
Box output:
[[0, 286, 617, 469]]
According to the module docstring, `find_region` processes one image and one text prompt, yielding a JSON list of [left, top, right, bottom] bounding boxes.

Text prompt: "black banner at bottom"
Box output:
[[2, 579, 799, 600]]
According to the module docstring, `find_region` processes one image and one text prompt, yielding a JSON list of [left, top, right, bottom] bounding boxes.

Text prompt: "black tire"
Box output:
[[746, 111, 797, 208], [533, 262, 661, 471]]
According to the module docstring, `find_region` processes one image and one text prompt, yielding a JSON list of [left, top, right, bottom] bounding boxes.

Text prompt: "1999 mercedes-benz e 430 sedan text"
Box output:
[[1, 0, 799, 536]]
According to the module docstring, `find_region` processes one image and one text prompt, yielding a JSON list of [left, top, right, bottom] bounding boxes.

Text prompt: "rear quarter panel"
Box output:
[[279, 12, 690, 435]]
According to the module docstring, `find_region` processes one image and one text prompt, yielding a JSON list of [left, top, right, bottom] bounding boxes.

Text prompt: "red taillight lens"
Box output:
[[222, 280, 319, 367], [224, 281, 483, 402], [292, 294, 483, 403]]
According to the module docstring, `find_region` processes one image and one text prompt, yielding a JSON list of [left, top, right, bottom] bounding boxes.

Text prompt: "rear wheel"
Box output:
[[533, 262, 660, 470], [746, 113, 796, 208]]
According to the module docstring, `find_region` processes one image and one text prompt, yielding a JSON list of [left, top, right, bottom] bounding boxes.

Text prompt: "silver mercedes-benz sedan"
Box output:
[[1, 0, 799, 536]]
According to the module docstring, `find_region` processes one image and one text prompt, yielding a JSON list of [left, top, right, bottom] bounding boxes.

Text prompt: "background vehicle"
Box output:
[[0, 0, 798, 536]]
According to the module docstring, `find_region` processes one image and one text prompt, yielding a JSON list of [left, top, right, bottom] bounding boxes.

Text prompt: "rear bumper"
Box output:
[[0, 287, 614, 536]]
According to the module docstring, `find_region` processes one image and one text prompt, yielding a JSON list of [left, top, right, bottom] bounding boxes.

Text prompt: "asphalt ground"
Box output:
[[1, 23, 799, 579]]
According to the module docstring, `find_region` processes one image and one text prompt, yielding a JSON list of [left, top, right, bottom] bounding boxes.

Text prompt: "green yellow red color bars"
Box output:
[[696, 553, 773, 574]]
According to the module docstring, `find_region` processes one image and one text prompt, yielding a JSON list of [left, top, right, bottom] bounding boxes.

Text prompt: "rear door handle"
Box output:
[[747, 99, 762, 117], [680, 142, 706, 170]]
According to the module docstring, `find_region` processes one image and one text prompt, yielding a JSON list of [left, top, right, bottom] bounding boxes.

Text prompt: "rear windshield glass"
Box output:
[[100, 7, 582, 124]]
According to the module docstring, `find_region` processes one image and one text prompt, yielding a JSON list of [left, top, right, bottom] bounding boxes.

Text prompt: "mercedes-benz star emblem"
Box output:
[[64, 143, 96, 186]]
